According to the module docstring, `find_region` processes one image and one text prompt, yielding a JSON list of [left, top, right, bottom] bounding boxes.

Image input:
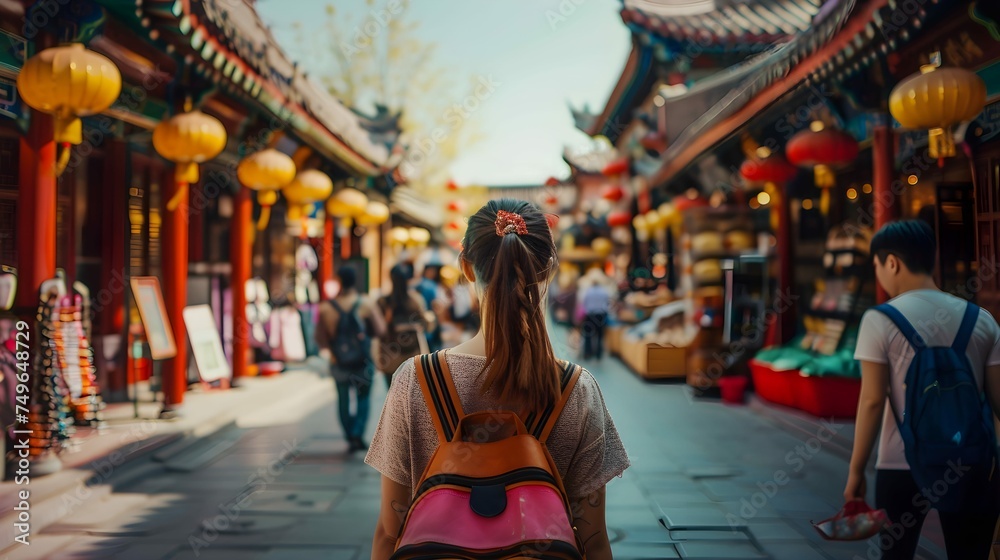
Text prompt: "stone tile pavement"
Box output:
[[0, 324, 952, 559]]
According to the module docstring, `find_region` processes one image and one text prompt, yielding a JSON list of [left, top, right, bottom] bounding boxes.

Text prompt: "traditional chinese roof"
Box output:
[[563, 144, 620, 175], [96, 0, 399, 176], [622, 0, 826, 46], [647, 0, 934, 187]]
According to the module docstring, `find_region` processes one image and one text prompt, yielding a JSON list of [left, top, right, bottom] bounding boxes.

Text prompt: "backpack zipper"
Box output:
[[922, 380, 975, 394]]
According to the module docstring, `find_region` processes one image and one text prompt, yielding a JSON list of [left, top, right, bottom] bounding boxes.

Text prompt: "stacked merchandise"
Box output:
[[679, 209, 762, 389], [751, 225, 873, 417], [54, 295, 104, 427], [29, 288, 75, 463]]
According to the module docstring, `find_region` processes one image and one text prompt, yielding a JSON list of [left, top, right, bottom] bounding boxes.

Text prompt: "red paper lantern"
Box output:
[[607, 210, 632, 228], [640, 131, 667, 153], [446, 220, 463, 231], [602, 184, 625, 202], [674, 195, 709, 212], [785, 128, 859, 188], [544, 176, 560, 187], [740, 155, 798, 184], [545, 213, 559, 231], [544, 194, 559, 206], [446, 200, 466, 212], [601, 157, 629, 176], [446, 179, 460, 191]]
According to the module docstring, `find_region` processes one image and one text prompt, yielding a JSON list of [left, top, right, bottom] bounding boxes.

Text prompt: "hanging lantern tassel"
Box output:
[[55, 142, 72, 177], [819, 187, 832, 216], [257, 190, 278, 231], [166, 181, 189, 212]]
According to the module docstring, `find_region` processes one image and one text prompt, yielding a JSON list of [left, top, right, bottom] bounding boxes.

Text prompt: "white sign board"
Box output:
[[182, 305, 231, 383]]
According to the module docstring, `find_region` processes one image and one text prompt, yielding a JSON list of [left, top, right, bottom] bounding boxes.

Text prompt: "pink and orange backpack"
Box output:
[[391, 351, 586, 559]]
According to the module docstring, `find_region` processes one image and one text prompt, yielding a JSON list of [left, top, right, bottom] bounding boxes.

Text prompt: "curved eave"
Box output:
[[181, 15, 381, 176], [649, 0, 886, 187], [590, 41, 657, 142], [622, 0, 822, 42]]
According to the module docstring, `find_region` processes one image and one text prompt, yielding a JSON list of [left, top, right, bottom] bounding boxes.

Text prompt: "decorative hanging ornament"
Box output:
[[606, 210, 632, 228], [17, 44, 122, 175], [739, 154, 798, 184], [283, 169, 333, 225], [602, 184, 626, 202], [601, 157, 629, 176], [237, 149, 297, 230], [785, 123, 859, 214], [889, 61, 986, 160], [153, 108, 228, 210]]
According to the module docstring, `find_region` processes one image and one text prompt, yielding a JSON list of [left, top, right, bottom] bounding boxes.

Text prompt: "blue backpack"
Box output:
[[875, 300, 998, 513]]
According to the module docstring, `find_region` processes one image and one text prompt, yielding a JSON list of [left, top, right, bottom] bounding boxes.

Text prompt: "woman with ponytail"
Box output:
[[366, 199, 629, 559]]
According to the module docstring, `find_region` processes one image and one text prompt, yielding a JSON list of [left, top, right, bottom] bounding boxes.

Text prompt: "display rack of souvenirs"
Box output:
[[750, 225, 874, 418], [610, 206, 768, 382], [23, 278, 75, 473], [54, 292, 105, 427]]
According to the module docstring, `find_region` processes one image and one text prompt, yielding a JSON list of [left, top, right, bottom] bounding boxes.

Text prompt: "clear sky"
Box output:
[[256, 0, 632, 186]]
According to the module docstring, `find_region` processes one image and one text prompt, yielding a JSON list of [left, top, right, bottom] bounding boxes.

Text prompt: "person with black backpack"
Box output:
[[845, 220, 1000, 560], [316, 266, 386, 453]]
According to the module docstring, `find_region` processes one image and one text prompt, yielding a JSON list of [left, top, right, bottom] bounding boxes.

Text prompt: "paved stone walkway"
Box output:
[[1, 325, 948, 559]]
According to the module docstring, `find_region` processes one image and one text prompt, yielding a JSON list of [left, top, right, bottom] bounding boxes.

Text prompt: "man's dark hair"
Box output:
[[338, 266, 357, 290], [870, 220, 936, 275]]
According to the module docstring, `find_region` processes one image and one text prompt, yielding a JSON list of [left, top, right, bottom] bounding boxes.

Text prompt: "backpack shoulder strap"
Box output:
[[873, 303, 925, 349], [535, 361, 583, 444], [951, 300, 979, 353], [350, 297, 362, 313], [413, 351, 465, 444], [329, 299, 344, 314]]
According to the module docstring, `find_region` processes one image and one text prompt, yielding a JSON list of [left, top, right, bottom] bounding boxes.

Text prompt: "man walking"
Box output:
[[845, 220, 1000, 559], [579, 267, 612, 360], [316, 267, 386, 452]]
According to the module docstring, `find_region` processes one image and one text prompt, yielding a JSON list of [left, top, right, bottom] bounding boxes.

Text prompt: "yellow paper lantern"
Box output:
[[284, 169, 333, 222], [408, 227, 431, 247], [389, 226, 410, 246], [645, 210, 661, 233], [17, 44, 122, 145], [237, 149, 296, 230], [153, 109, 227, 184], [356, 201, 390, 226], [326, 188, 369, 219], [889, 64, 987, 159], [592, 237, 612, 258]]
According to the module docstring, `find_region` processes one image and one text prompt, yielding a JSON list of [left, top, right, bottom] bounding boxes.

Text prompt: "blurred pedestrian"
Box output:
[[416, 262, 446, 351], [316, 267, 386, 453], [578, 267, 612, 360], [375, 263, 433, 388], [845, 220, 1000, 560], [366, 199, 629, 559]]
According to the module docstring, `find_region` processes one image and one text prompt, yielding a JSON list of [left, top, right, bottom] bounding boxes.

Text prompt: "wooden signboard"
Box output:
[[182, 305, 232, 383], [129, 277, 177, 360]]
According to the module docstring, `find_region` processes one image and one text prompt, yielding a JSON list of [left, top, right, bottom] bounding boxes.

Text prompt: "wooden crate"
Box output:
[[617, 335, 687, 379]]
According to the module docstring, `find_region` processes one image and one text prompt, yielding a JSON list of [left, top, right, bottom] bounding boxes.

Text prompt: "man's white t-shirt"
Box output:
[[854, 289, 1000, 470]]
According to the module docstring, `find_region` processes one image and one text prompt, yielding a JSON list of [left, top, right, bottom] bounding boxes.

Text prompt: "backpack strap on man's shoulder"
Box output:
[[873, 303, 925, 349], [413, 351, 465, 444], [952, 300, 979, 353], [535, 361, 583, 444], [329, 299, 344, 314]]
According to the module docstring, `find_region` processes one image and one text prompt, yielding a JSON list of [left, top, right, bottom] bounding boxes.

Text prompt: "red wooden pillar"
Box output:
[[873, 123, 898, 304], [231, 188, 252, 379], [102, 140, 128, 394], [15, 111, 57, 310], [318, 216, 334, 292], [160, 173, 189, 412]]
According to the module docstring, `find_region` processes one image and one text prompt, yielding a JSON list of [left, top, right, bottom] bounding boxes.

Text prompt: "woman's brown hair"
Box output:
[[461, 199, 560, 413]]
